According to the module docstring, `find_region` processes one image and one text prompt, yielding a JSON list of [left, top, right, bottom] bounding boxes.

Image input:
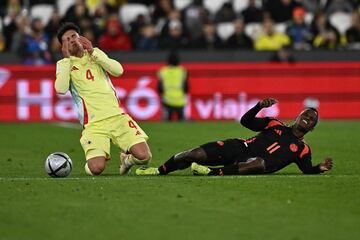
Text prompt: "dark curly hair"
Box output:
[[57, 22, 80, 44]]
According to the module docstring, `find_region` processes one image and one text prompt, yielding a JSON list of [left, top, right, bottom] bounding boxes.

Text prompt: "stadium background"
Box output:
[[1, 1, 360, 240], [1, 0, 360, 121]]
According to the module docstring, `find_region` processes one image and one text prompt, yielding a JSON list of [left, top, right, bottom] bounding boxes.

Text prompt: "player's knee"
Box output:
[[86, 158, 106, 175], [134, 151, 152, 165], [174, 148, 206, 164], [188, 148, 207, 161]]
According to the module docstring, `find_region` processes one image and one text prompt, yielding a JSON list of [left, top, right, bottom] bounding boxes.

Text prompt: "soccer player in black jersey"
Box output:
[[136, 98, 333, 176]]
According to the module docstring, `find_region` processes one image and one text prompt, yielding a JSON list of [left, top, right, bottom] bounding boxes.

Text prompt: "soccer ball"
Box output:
[[45, 152, 73, 177]]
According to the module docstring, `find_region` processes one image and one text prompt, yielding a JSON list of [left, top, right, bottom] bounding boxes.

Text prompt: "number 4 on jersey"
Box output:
[[86, 69, 94, 81]]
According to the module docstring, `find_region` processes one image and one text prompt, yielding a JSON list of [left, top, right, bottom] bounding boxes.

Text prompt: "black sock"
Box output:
[[208, 165, 239, 176], [158, 156, 178, 175]]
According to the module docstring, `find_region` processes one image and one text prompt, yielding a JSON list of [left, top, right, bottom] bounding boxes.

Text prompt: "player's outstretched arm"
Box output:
[[296, 155, 333, 174], [240, 97, 278, 131], [55, 39, 71, 94], [80, 36, 124, 77]]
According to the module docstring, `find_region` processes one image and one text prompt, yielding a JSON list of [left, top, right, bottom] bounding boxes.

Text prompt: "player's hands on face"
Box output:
[[79, 36, 93, 54], [319, 157, 333, 172], [62, 39, 70, 58], [259, 98, 278, 108]]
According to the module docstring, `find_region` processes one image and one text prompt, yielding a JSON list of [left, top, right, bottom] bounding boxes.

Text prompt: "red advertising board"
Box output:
[[0, 62, 360, 122]]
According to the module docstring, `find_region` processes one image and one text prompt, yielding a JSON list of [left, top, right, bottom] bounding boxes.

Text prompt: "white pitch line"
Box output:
[[0, 175, 357, 181]]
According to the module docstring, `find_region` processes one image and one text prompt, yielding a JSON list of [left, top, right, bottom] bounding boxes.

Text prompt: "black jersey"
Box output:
[[241, 104, 321, 174]]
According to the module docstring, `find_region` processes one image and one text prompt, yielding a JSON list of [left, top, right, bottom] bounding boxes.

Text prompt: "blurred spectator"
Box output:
[[49, 35, 61, 57], [10, 12, 29, 54], [157, 51, 188, 121], [159, 19, 189, 49], [136, 24, 159, 50], [346, 13, 360, 49], [98, 14, 132, 50], [2, 0, 22, 51], [264, 0, 301, 22], [255, 19, 290, 50], [92, 1, 112, 36], [227, 19, 253, 49], [0, 0, 22, 16], [63, 0, 91, 27], [270, 45, 296, 63], [214, 2, 237, 23], [311, 11, 340, 49], [45, 10, 62, 39], [192, 21, 224, 49], [241, 0, 264, 23], [286, 7, 313, 50], [21, 18, 52, 65], [183, 0, 210, 42], [47, 11, 62, 57], [325, 0, 354, 15], [75, 16, 99, 46], [152, 0, 174, 24], [129, 14, 148, 47], [160, 10, 183, 39]]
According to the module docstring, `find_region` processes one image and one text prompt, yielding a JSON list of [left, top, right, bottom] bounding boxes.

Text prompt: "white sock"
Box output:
[[124, 155, 134, 167], [84, 163, 93, 176]]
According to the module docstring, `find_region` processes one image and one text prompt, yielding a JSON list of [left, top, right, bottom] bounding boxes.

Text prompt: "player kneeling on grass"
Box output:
[[55, 22, 152, 176], [136, 98, 333, 176]]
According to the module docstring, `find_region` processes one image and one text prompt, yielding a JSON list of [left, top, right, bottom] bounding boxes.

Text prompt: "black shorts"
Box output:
[[200, 139, 249, 166]]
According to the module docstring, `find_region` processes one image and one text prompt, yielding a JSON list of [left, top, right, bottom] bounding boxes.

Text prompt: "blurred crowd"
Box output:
[[1, 0, 360, 64]]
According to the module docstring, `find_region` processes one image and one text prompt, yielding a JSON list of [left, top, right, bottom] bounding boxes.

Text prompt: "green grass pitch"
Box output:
[[0, 121, 359, 240]]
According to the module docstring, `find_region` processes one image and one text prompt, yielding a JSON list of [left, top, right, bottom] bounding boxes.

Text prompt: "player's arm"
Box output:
[[55, 39, 71, 94], [240, 98, 278, 131], [80, 36, 123, 77], [295, 146, 333, 174], [91, 47, 124, 76]]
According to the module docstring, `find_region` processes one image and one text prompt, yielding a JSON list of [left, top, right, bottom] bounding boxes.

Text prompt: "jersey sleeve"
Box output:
[[240, 103, 282, 131], [55, 58, 71, 94], [295, 144, 322, 174], [90, 48, 123, 77]]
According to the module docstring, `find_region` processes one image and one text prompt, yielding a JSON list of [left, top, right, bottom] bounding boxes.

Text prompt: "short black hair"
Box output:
[[57, 22, 80, 44]]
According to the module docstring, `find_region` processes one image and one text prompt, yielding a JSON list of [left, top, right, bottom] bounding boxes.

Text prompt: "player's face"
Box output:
[[62, 30, 81, 54], [294, 109, 318, 132]]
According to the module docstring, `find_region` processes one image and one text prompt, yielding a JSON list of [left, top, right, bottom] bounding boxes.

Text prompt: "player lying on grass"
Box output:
[[136, 98, 333, 176], [55, 22, 152, 176]]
